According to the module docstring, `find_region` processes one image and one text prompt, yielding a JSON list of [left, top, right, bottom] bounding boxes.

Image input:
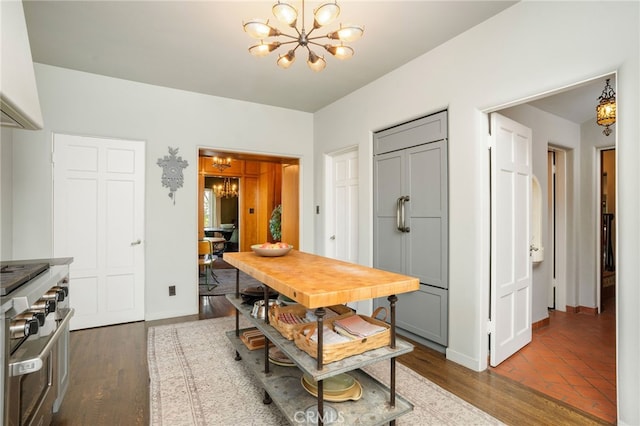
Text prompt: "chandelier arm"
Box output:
[[306, 35, 332, 41], [307, 40, 328, 49], [277, 32, 300, 40], [279, 39, 302, 47]]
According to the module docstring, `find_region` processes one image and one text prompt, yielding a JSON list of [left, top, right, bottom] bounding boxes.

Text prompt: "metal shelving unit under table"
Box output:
[[224, 250, 420, 426]]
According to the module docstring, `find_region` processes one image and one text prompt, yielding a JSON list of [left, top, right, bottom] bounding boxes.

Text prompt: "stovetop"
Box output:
[[0, 263, 50, 296]]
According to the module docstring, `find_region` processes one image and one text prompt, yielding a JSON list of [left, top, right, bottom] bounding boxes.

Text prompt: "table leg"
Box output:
[[314, 307, 326, 425], [235, 268, 240, 338], [387, 294, 398, 409], [234, 268, 241, 360], [264, 286, 270, 374]]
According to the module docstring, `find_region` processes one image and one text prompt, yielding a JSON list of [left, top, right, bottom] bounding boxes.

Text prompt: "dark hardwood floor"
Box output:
[[52, 296, 611, 425]]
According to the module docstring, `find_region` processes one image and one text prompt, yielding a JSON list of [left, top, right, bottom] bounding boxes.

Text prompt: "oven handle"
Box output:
[[9, 308, 74, 377]]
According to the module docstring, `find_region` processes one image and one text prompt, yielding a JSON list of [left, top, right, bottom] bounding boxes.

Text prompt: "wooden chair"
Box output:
[[198, 239, 218, 290], [209, 233, 227, 257]]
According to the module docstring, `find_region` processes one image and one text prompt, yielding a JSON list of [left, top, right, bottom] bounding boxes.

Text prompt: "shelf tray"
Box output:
[[226, 294, 414, 381], [227, 329, 413, 426]]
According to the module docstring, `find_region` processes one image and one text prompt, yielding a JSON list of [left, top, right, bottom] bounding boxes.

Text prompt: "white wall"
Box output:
[[10, 64, 314, 321], [500, 104, 581, 321], [313, 2, 639, 424]]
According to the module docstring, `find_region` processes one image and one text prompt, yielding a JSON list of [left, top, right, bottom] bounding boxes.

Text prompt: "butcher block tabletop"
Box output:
[[224, 250, 419, 309]]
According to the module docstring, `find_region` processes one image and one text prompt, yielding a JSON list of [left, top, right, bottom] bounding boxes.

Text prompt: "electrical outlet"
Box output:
[[169, 285, 176, 296]]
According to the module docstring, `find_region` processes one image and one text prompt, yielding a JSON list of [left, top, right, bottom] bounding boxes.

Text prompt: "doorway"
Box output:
[[197, 149, 301, 251], [488, 76, 618, 423], [546, 148, 568, 312], [599, 148, 616, 312]]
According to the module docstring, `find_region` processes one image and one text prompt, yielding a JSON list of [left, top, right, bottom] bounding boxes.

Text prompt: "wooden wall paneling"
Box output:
[[281, 164, 299, 248], [241, 176, 259, 251], [198, 170, 205, 239], [245, 160, 260, 176], [257, 163, 282, 243], [258, 163, 273, 243]]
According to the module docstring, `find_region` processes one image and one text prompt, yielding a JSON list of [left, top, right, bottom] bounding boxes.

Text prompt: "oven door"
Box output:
[[6, 308, 73, 426]]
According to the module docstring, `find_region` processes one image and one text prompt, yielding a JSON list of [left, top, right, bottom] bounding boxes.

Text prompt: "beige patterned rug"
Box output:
[[148, 316, 504, 425]]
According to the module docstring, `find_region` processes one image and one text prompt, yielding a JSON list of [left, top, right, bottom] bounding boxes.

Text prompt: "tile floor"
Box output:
[[491, 296, 616, 424]]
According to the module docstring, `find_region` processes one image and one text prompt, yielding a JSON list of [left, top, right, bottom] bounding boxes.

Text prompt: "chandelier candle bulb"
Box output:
[[243, 0, 363, 71]]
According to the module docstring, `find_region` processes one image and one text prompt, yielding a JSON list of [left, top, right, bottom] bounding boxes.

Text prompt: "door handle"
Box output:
[[396, 196, 410, 232], [130, 239, 142, 246], [400, 195, 410, 232]]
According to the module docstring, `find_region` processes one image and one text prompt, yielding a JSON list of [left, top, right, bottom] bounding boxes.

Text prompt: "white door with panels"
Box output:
[[53, 134, 145, 330], [489, 113, 533, 366], [326, 148, 359, 264]]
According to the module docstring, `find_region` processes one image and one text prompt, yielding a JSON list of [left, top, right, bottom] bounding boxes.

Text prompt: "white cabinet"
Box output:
[[0, 1, 43, 129], [373, 111, 449, 347]]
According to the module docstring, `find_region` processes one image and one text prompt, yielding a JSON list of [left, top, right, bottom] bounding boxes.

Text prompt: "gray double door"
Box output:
[[373, 111, 449, 347]]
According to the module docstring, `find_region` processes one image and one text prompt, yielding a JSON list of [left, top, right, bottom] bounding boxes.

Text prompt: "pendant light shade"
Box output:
[[324, 43, 353, 60], [313, 2, 340, 27], [243, 19, 280, 39], [273, 1, 297, 26], [277, 50, 296, 69], [249, 41, 282, 57], [307, 51, 326, 72], [596, 78, 616, 136], [327, 24, 364, 43]]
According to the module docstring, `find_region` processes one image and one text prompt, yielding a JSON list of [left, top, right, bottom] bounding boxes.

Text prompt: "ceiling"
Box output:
[[23, 1, 517, 113], [526, 76, 615, 125], [22, 1, 611, 123]]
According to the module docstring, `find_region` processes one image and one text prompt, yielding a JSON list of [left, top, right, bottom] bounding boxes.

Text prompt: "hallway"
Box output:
[[491, 297, 616, 423]]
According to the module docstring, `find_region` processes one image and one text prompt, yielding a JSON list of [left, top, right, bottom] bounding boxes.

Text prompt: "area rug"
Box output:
[[199, 268, 264, 297], [148, 316, 504, 425]]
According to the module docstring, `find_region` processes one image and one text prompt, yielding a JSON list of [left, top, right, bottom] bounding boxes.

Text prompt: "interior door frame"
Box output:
[[595, 145, 616, 313], [547, 146, 568, 312]]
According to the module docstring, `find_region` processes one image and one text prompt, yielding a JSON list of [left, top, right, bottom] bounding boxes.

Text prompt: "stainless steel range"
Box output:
[[1, 258, 74, 425]]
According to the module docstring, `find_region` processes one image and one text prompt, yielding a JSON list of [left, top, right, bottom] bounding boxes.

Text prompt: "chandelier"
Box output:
[[212, 156, 232, 172], [243, 0, 364, 72], [214, 178, 238, 198], [596, 78, 616, 136]]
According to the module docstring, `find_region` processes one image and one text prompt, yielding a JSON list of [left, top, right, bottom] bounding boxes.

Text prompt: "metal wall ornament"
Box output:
[[157, 146, 189, 205]]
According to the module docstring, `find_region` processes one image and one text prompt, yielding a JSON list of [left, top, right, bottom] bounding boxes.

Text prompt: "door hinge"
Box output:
[[487, 320, 494, 334]]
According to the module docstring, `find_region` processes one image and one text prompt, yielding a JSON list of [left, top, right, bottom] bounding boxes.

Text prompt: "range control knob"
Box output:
[[9, 318, 39, 339], [52, 285, 69, 298], [15, 311, 46, 327], [31, 298, 56, 315], [43, 288, 64, 302]]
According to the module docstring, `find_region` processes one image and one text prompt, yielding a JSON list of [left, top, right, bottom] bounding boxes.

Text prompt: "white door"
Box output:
[[326, 148, 358, 263], [490, 113, 533, 366], [53, 134, 145, 330]]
